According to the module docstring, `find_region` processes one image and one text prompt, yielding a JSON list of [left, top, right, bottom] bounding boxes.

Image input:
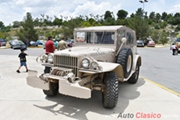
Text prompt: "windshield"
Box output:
[[75, 31, 115, 44], [0, 39, 5, 42], [176, 38, 180, 42], [14, 41, 23, 44]]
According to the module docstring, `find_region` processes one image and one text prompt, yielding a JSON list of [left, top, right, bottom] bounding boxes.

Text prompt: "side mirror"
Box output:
[[121, 37, 127, 43]]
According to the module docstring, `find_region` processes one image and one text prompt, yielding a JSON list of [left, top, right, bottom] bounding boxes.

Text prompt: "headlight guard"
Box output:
[[47, 54, 54, 64]]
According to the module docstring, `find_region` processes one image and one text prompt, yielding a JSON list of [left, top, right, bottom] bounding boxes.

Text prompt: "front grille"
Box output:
[[54, 55, 78, 76]]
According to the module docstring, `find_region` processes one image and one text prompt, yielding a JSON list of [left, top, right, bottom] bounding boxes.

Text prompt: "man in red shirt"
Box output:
[[44, 36, 55, 73], [45, 36, 55, 54]]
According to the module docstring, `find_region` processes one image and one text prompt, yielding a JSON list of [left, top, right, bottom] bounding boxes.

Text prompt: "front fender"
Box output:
[[98, 62, 124, 81], [79, 62, 124, 82]]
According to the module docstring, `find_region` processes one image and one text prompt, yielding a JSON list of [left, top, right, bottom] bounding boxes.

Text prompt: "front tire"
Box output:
[[128, 64, 140, 84], [102, 72, 119, 109], [43, 82, 59, 96]]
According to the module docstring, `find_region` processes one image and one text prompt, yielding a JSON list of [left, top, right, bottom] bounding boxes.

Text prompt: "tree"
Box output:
[[53, 17, 63, 26], [174, 12, 180, 18], [159, 31, 168, 45], [117, 10, 128, 19], [130, 13, 135, 18], [151, 29, 160, 43], [60, 17, 84, 39], [155, 13, 161, 22], [12, 21, 21, 28], [175, 24, 180, 32], [149, 12, 155, 20], [104, 11, 113, 20], [128, 16, 150, 40], [17, 12, 38, 45], [135, 8, 144, 18], [0, 21, 5, 30], [161, 12, 167, 21]]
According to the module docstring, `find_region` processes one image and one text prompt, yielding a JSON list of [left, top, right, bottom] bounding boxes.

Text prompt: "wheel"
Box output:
[[128, 64, 140, 84], [117, 48, 133, 78], [43, 82, 59, 96], [102, 72, 119, 109]]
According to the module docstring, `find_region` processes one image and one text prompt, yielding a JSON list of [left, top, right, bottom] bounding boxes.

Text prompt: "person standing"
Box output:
[[58, 38, 67, 50], [44, 36, 55, 73], [45, 36, 55, 54], [171, 43, 176, 55], [16, 49, 28, 73]]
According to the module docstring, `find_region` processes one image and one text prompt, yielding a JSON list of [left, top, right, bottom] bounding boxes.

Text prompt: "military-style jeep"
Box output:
[[27, 25, 141, 109]]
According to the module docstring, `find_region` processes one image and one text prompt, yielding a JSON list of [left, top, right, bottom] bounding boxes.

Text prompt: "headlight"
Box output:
[[48, 55, 54, 63], [91, 62, 98, 70], [82, 58, 90, 68]]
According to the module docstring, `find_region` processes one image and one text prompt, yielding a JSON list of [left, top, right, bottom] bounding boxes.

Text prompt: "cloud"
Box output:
[[168, 4, 180, 14], [0, 0, 179, 26], [72, 1, 121, 17]]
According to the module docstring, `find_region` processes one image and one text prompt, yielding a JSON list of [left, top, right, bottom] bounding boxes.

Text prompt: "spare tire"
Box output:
[[117, 48, 133, 78]]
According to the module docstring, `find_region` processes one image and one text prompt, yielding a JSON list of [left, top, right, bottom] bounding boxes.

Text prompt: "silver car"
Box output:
[[10, 40, 26, 49], [0, 38, 6, 46]]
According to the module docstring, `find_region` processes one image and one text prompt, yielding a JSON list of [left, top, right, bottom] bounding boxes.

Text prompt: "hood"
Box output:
[[54, 47, 115, 57]]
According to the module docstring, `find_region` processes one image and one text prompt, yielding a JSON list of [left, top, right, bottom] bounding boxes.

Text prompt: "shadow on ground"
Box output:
[[34, 78, 145, 120]]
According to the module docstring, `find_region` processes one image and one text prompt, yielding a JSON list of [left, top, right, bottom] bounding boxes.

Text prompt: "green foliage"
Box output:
[[150, 29, 160, 43], [149, 12, 155, 20], [154, 24, 160, 29], [60, 17, 85, 39], [128, 16, 150, 40], [135, 8, 144, 18], [160, 21, 168, 28], [0, 32, 8, 40], [1, 9, 180, 42], [175, 24, 180, 31], [115, 19, 128, 26], [53, 17, 63, 26], [117, 10, 128, 19], [161, 12, 168, 21], [104, 11, 113, 20], [17, 12, 38, 43], [176, 33, 180, 38], [0, 21, 5, 29], [12, 21, 21, 28], [159, 31, 168, 45], [103, 18, 115, 25]]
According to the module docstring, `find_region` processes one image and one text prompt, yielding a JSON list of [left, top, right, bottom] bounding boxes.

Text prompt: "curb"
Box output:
[[140, 76, 180, 97]]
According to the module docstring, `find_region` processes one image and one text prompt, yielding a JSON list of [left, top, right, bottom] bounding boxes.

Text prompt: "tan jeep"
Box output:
[[27, 25, 142, 109]]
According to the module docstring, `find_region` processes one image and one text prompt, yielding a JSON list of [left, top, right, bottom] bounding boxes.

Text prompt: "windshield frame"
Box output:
[[74, 31, 117, 45]]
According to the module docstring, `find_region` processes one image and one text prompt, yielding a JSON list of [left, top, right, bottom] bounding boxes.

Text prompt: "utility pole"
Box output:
[[139, 0, 148, 17]]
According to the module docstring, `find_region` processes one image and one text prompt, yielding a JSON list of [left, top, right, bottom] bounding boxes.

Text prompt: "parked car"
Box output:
[[0, 38, 6, 46], [66, 39, 74, 47], [136, 40, 145, 47], [10, 40, 27, 49], [147, 40, 155, 47], [30, 41, 38, 46], [36, 40, 45, 45]]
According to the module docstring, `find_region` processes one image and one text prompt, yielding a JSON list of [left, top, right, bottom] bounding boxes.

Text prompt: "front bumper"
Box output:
[[26, 68, 91, 99]]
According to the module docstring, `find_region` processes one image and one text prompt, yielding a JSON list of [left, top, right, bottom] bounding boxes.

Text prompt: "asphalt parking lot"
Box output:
[[0, 47, 180, 120]]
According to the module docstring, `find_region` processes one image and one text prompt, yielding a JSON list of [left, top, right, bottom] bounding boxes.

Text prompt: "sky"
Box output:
[[0, 0, 180, 26]]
